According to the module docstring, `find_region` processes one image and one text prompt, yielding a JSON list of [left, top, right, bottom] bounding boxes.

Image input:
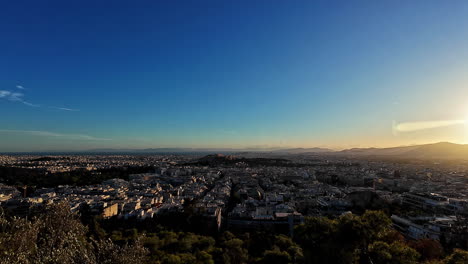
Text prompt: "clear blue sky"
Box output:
[[2, 0, 468, 151]]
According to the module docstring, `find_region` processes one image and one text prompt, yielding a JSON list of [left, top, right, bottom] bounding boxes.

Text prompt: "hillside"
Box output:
[[339, 142, 468, 160], [273, 147, 334, 154]]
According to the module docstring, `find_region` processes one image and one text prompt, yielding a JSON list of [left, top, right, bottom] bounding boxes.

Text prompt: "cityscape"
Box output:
[[2, 1, 468, 264], [1, 145, 468, 263]]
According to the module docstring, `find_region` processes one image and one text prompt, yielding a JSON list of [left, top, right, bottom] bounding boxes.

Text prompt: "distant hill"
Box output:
[[84, 147, 334, 154], [339, 142, 468, 160], [85, 148, 240, 153], [272, 147, 334, 154], [45, 142, 468, 160]]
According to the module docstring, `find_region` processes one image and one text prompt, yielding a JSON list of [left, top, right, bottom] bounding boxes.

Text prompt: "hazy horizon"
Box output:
[[2, 141, 467, 154], [3, 1, 468, 151]]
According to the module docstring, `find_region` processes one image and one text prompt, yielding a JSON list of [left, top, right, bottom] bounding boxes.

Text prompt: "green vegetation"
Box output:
[[0, 165, 155, 187], [294, 211, 465, 264], [0, 203, 147, 264], [102, 227, 302, 264], [1, 205, 467, 264], [294, 211, 412, 263]]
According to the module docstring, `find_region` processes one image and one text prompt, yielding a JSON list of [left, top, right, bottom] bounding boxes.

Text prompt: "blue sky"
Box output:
[[2, 1, 468, 151]]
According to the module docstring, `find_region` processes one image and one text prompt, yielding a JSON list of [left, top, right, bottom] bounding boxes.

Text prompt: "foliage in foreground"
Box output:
[[294, 211, 468, 264], [1, 205, 467, 264], [0, 203, 147, 264]]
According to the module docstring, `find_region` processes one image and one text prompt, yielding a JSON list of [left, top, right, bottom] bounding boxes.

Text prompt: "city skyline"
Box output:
[[3, 1, 468, 151]]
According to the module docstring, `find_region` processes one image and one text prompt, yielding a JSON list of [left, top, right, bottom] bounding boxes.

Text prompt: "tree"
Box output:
[[408, 238, 444, 261], [294, 216, 341, 263], [221, 237, 249, 264], [441, 249, 468, 264], [94, 237, 148, 264], [17, 203, 94, 264], [368, 241, 420, 264], [294, 211, 408, 264], [0, 211, 40, 264], [263, 249, 292, 264], [361, 210, 392, 242], [0, 203, 148, 264]]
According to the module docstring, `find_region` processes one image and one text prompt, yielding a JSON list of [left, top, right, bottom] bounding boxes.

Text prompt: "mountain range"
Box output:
[[9, 142, 468, 160], [271, 147, 334, 154], [337, 142, 468, 160], [258, 142, 468, 159]]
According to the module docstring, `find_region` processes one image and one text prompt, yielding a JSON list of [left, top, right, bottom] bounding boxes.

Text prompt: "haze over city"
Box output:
[[2, 1, 468, 152]]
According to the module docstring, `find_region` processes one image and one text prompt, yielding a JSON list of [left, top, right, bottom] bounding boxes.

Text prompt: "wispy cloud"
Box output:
[[0, 90, 40, 107], [1, 85, 78, 111], [0, 129, 111, 141], [22, 101, 40, 107], [0, 90, 11, 98], [393, 120, 466, 133], [9, 92, 24, 102], [49, 106, 79, 111]]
